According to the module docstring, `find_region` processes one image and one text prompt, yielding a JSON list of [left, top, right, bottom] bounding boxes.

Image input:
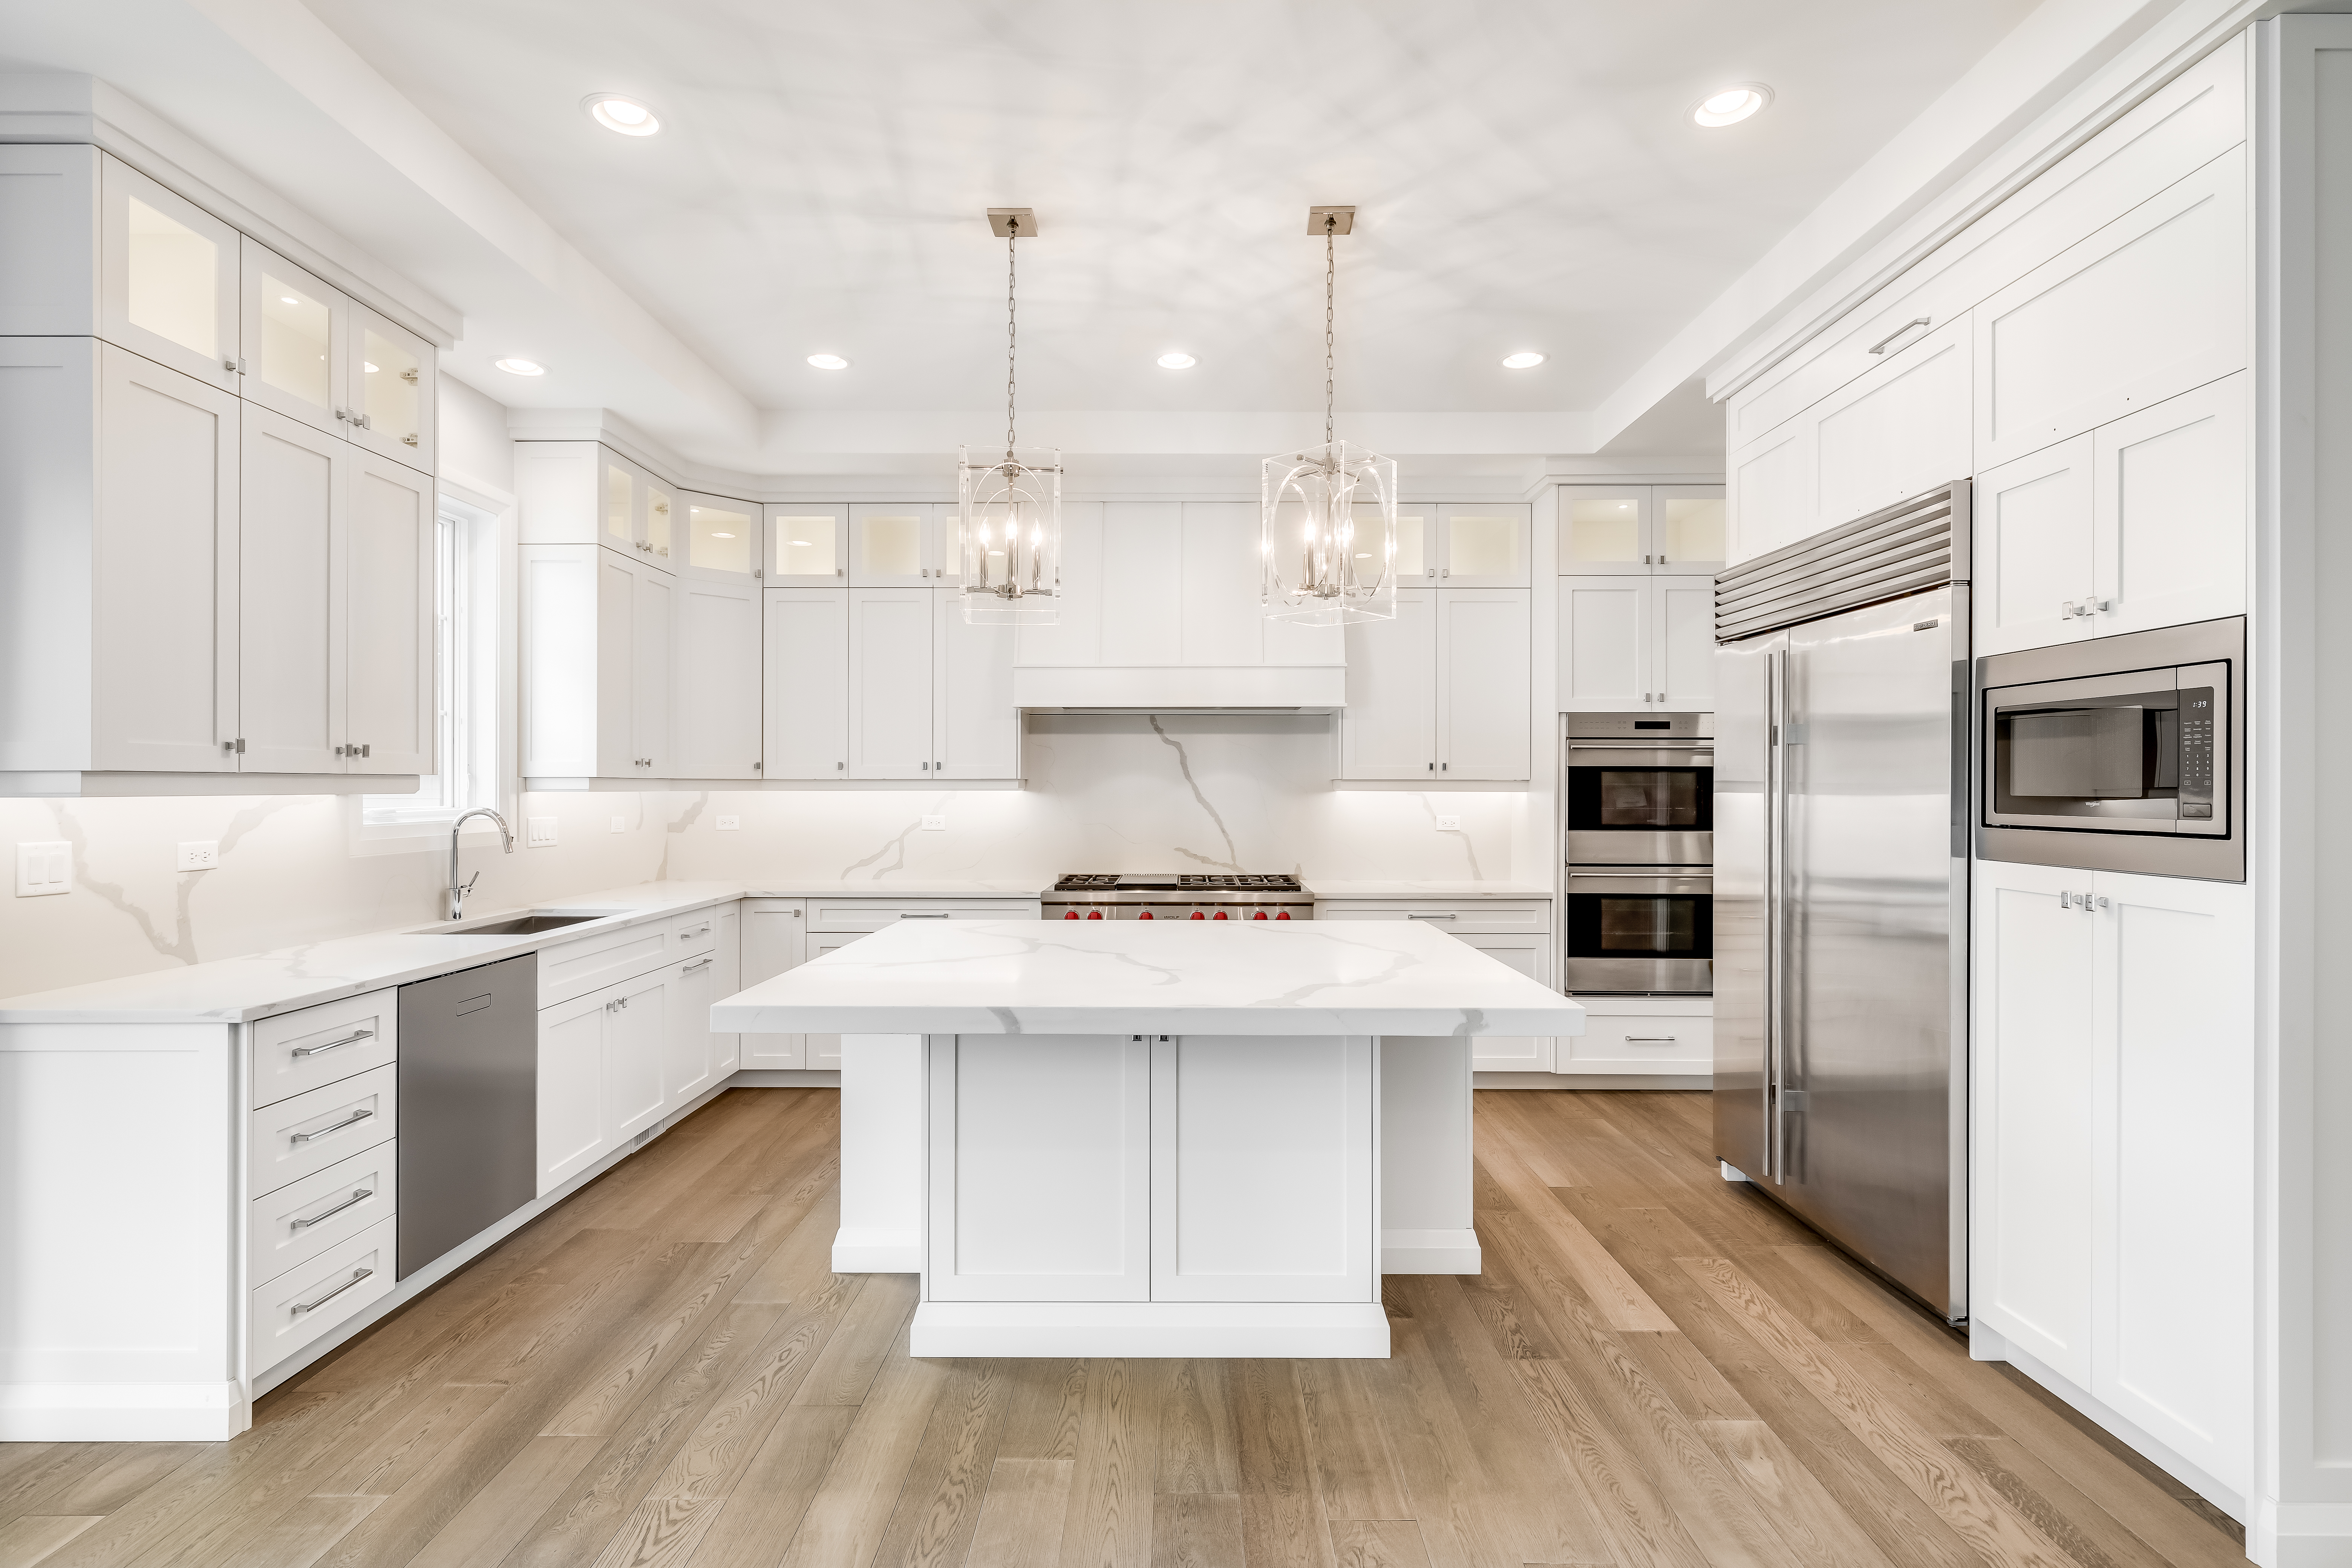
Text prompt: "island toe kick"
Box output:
[[912, 1031, 1398, 1358]]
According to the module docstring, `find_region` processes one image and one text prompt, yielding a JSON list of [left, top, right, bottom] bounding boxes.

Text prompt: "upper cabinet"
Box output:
[[765, 505, 848, 584], [235, 242, 436, 472], [1395, 504, 1531, 587], [1557, 575, 1715, 714], [519, 442, 689, 570], [1557, 485, 1724, 574], [681, 494, 758, 584], [1339, 588, 1530, 782], [101, 156, 240, 394], [850, 504, 959, 586], [349, 306, 434, 470]]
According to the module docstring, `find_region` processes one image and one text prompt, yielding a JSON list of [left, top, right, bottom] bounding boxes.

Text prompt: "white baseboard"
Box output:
[[0, 1379, 247, 1442], [1970, 1321, 2247, 1526], [1475, 1072, 1711, 1090], [1382, 1227, 1481, 1274], [832, 1228, 920, 1272], [2252, 1502, 2352, 1567], [729, 1069, 841, 1087], [909, 1301, 1390, 1357]]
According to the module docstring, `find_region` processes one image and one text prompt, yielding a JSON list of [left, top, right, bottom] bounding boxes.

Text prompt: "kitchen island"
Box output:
[[710, 918, 1583, 1357]]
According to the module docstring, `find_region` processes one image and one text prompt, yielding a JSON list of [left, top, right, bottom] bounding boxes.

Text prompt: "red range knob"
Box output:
[[1213, 910, 1229, 920], [1189, 910, 1205, 919], [1252, 910, 1268, 919], [1064, 910, 1078, 919], [1276, 911, 1291, 919], [1086, 910, 1103, 919], [1138, 911, 1153, 919]]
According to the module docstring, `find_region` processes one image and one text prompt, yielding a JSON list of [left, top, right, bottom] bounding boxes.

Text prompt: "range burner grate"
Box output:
[[1178, 874, 1302, 890], [1055, 874, 1122, 888]]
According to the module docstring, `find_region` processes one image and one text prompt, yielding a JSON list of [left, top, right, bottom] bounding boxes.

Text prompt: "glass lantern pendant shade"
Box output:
[[959, 209, 1061, 625], [1264, 207, 1398, 626]]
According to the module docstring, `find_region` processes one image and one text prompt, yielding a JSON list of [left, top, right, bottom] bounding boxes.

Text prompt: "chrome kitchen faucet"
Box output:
[[447, 808, 514, 920]]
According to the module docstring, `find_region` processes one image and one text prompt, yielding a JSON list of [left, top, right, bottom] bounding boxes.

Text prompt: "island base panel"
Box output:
[[1381, 1227, 1481, 1273], [910, 1301, 1390, 1358]]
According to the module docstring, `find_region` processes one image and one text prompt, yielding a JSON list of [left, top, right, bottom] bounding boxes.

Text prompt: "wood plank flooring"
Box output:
[[0, 1087, 2249, 1568]]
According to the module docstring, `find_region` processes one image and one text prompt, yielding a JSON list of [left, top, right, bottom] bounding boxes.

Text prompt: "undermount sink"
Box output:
[[408, 910, 619, 937]]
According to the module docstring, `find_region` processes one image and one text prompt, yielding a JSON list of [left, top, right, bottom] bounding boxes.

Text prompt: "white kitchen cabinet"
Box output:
[[519, 544, 674, 783], [1974, 375, 2245, 657], [238, 239, 347, 438], [763, 589, 848, 781], [712, 903, 741, 1075], [766, 504, 848, 585], [346, 305, 434, 472], [1462, 937, 1551, 1072], [1339, 588, 1529, 782], [536, 987, 610, 1193], [101, 153, 240, 393], [1973, 860, 2253, 1493], [603, 971, 668, 1145], [1559, 1000, 1713, 1075], [517, 441, 673, 566], [1974, 147, 2245, 470], [1729, 421, 1809, 566], [804, 933, 862, 1068], [663, 948, 720, 1110], [1558, 574, 1714, 713], [672, 575, 760, 780], [848, 586, 932, 779], [237, 406, 344, 775], [850, 503, 957, 586], [1436, 590, 1530, 781], [1317, 901, 1559, 1072], [343, 453, 435, 775], [1557, 485, 1726, 574], [680, 493, 759, 584], [932, 587, 1020, 779], [1341, 589, 1435, 779], [739, 898, 807, 1069], [1407, 504, 1531, 588]]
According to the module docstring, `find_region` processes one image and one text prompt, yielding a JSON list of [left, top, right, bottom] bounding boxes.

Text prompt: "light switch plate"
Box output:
[[610, 816, 626, 833], [715, 815, 741, 831], [527, 817, 558, 847], [1436, 815, 1462, 831], [176, 840, 219, 871], [920, 815, 946, 831], [15, 841, 70, 897]]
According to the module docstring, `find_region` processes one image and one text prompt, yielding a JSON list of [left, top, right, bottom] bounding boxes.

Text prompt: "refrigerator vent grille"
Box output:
[[1713, 480, 1970, 642]]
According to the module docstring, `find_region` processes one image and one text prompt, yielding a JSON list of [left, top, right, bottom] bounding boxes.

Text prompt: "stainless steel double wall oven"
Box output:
[[1562, 712, 1713, 995]]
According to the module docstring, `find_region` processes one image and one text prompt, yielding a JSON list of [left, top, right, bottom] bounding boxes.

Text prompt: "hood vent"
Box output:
[[1014, 665, 1344, 715]]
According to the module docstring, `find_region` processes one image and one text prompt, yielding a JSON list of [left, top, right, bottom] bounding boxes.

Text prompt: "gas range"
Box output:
[[1045, 873, 1313, 922]]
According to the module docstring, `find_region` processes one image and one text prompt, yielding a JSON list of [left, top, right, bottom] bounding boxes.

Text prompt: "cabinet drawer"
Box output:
[[805, 898, 1039, 933], [250, 989, 397, 1109], [671, 907, 722, 957], [249, 1064, 396, 1197], [1565, 1014, 1713, 1066], [250, 1216, 396, 1375], [538, 920, 673, 1007], [1314, 900, 1550, 936], [249, 1142, 397, 1288]]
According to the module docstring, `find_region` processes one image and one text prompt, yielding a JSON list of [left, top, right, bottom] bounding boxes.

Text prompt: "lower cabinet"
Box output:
[[740, 897, 809, 1068], [1556, 997, 1713, 1075], [1973, 860, 2253, 1494], [1313, 900, 1556, 1071]]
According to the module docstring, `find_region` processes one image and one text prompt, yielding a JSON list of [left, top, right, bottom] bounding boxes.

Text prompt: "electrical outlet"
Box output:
[[920, 815, 946, 831], [15, 841, 70, 897], [610, 816, 626, 833], [527, 816, 558, 847], [715, 815, 741, 831], [176, 840, 219, 871], [1436, 815, 1462, 831]]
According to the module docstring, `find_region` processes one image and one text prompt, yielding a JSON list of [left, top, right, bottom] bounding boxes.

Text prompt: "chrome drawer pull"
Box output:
[[1868, 316, 1931, 354], [290, 1107, 374, 1144], [898, 912, 950, 918], [290, 1267, 373, 1315], [682, 957, 713, 972], [290, 1188, 374, 1229], [291, 1028, 374, 1059], [1624, 1035, 1680, 1043], [1407, 911, 1458, 920]]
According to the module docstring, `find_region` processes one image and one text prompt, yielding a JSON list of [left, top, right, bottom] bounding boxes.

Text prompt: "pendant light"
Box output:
[[959, 208, 1062, 625], [1262, 205, 1398, 627]]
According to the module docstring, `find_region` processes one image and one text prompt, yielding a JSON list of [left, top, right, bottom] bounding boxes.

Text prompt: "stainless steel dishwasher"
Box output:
[[397, 952, 538, 1279]]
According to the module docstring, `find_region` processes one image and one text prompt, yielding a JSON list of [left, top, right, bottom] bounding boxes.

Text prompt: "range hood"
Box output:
[[1014, 665, 1345, 714]]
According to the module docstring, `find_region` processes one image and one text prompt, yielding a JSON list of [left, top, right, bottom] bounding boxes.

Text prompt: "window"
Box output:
[[363, 501, 497, 827]]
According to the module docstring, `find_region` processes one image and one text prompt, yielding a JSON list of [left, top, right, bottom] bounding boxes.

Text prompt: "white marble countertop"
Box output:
[[708, 919, 1586, 1037], [1305, 880, 1553, 900], [742, 881, 1049, 898], [0, 882, 747, 1026]]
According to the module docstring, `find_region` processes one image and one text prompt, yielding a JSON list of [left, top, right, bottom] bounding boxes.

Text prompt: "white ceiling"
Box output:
[[291, 0, 2032, 432]]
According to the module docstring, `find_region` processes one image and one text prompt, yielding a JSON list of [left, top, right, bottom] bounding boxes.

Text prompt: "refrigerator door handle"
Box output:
[[1766, 646, 1786, 1185]]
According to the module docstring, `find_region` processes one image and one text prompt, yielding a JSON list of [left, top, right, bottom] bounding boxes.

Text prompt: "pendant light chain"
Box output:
[[1005, 216, 1019, 461], [1323, 214, 1336, 448]]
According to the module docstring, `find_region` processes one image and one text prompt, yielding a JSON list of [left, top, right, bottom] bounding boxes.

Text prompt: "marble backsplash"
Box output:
[[0, 715, 1539, 997]]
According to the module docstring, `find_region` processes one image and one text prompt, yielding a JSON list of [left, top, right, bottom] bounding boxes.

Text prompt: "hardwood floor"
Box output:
[[0, 1087, 2248, 1568]]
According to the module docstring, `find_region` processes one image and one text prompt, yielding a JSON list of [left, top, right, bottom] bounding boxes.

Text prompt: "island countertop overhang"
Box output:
[[709, 919, 1587, 1037]]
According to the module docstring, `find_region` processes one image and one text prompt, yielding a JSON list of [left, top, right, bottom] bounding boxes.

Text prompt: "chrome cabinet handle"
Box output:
[[291, 1267, 373, 1315], [1868, 317, 1931, 355], [291, 1028, 373, 1059], [683, 957, 713, 972], [289, 1107, 374, 1144], [1624, 1035, 1680, 1043], [1407, 911, 1458, 920], [899, 912, 950, 919], [290, 1188, 374, 1229]]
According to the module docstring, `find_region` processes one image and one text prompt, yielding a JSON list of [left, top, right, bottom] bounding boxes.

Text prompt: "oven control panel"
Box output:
[[2177, 685, 2216, 819]]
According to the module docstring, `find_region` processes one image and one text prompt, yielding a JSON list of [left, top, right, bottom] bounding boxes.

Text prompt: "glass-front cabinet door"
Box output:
[[766, 504, 848, 584], [239, 239, 346, 436], [100, 155, 240, 392], [1655, 486, 1727, 571], [602, 451, 637, 555], [682, 494, 758, 582], [1434, 505, 1531, 586], [349, 306, 435, 473], [643, 481, 675, 567], [1559, 488, 1649, 573], [849, 504, 937, 587]]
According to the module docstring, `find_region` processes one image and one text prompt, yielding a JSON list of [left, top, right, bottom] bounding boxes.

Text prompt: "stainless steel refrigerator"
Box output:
[[1713, 481, 1969, 1322]]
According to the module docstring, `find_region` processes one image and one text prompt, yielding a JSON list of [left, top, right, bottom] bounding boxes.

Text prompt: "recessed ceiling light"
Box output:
[[1691, 84, 1771, 127], [585, 94, 660, 136], [807, 353, 850, 370], [1157, 351, 1197, 370], [279, 294, 300, 305], [1501, 351, 1546, 369], [494, 357, 545, 376]]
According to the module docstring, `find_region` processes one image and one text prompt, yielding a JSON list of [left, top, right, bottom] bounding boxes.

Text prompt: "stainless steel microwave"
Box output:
[[1978, 617, 2243, 881]]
